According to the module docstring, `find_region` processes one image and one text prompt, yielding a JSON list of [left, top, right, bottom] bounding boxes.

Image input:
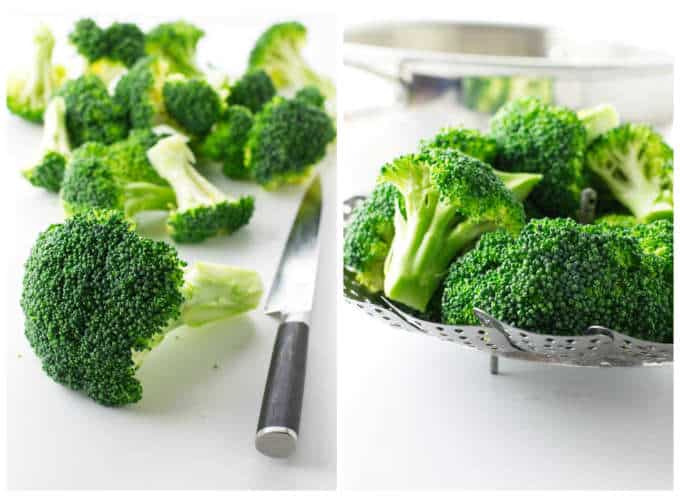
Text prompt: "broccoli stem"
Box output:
[[578, 104, 620, 144], [39, 96, 70, 155], [23, 25, 56, 108], [123, 182, 176, 217]]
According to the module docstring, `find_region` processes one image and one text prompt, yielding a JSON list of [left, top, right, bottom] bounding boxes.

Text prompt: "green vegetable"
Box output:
[[461, 75, 554, 114], [376, 147, 527, 311], [114, 56, 172, 129], [226, 69, 276, 113], [162, 76, 222, 136], [248, 21, 334, 99], [490, 97, 619, 218], [147, 135, 255, 243], [294, 85, 325, 108], [244, 95, 336, 189], [420, 127, 498, 164], [441, 218, 672, 343], [7, 25, 67, 123], [21, 209, 263, 406], [585, 123, 673, 222], [145, 21, 204, 77], [22, 97, 71, 192]]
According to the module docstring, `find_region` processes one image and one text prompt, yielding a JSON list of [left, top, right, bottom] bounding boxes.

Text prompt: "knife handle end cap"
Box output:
[[256, 426, 298, 458]]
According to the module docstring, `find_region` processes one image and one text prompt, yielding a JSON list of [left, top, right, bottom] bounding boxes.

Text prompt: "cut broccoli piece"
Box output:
[[22, 97, 71, 192], [145, 21, 204, 77], [7, 24, 67, 123], [248, 21, 335, 100], [461, 75, 553, 114], [162, 76, 222, 136], [244, 96, 336, 189], [195, 105, 254, 180], [226, 69, 276, 113], [21, 209, 263, 406], [147, 135, 255, 243], [294, 85, 325, 108], [441, 218, 672, 343], [377, 148, 526, 311], [57, 75, 128, 147], [114, 56, 172, 129], [61, 129, 173, 217], [420, 127, 498, 164], [69, 18, 146, 85], [585, 123, 673, 222], [490, 97, 619, 218], [594, 213, 639, 228]]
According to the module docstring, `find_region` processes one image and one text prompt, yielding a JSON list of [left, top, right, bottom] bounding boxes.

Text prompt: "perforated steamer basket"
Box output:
[[343, 196, 673, 374]]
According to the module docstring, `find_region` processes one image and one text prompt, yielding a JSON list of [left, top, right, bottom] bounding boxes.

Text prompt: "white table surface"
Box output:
[[338, 100, 673, 491], [5, 14, 337, 491]]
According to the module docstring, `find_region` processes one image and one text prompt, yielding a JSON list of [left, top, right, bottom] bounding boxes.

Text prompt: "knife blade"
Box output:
[[255, 175, 322, 458]]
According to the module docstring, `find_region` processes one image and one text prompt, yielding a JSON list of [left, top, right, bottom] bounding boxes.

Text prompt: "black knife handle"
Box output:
[[255, 320, 309, 457]]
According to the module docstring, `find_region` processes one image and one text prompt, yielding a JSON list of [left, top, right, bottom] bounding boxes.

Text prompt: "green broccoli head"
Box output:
[[61, 130, 174, 217], [23, 96, 71, 192], [248, 21, 335, 99], [195, 105, 254, 180], [145, 21, 204, 77], [57, 75, 129, 147], [226, 70, 276, 113], [594, 213, 639, 228], [294, 85, 325, 108], [162, 76, 222, 136], [147, 135, 255, 243], [114, 56, 172, 129], [21, 209, 263, 405], [441, 218, 672, 343], [420, 127, 498, 164], [586, 124, 673, 222], [490, 97, 618, 218], [376, 148, 526, 311], [244, 96, 336, 189], [7, 24, 67, 123], [69, 18, 146, 85]]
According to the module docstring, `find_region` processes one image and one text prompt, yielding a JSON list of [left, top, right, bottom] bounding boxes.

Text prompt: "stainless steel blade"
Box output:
[[264, 175, 322, 320]]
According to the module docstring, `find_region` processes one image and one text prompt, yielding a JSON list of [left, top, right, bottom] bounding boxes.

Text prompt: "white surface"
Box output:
[[4, 14, 337, 490], [338, 101, 673, 490]]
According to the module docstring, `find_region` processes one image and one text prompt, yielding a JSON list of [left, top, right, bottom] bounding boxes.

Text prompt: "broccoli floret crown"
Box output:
[[586, 123, 673, 222], [490, 97, 587, 217], [145, 21, 204, 77], [420, 127, 498, 164], [294, 85, 325, 108], [245, 96, 336, 188], [24, 152, 66, 193], [226, 69, 276, 113], [163, 77, 222, 136], [21, 210, 185, 405], [196, 105, 254, 180], [168, 196, 255, 243], [114, 56, 171, 129], [57, 75, 128, 146], [69, 18, 146, 67]]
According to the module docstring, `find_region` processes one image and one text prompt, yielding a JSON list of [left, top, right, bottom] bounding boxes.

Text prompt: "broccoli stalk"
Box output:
[[378, 148, 525, 311], [7, 25, 67, 123], [147, 135, 255, 243], [22, 97, 71, 192], [577, 104, 620, 144], [586, 124, 673, 222]]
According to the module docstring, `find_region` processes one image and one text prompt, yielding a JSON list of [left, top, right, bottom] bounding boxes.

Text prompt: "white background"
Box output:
[[3, 13, 337, 491], [338, 2, 675, 491]]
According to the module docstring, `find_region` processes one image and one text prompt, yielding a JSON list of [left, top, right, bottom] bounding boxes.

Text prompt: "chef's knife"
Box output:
[[256, 175, 322, 458]]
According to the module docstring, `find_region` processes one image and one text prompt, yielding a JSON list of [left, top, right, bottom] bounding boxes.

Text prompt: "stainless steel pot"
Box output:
[[344, 21, 673, 124]]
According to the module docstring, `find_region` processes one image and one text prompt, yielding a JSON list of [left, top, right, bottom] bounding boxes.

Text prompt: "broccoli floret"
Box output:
[[57, 75, 128, 147], [595, 213, 639, 228], [244, 96, 335, 189], [114, 56, 173, 129], [195, 105, 254, 180], [61, 130, 173, 217], [461, 75, 553, 113], [377, 148, 526, 311], [226, 70, 276, 113], [441, 218, 672, 343], [162, 76, 222, 136], [147, 135, 255, 243], [585, 124, 673, 222], [248, 21, 335, 100], [294, 85, 325, 108], [22, 97, 71, 192], [21, 209, 263, 406], [7, 25, 67, 123], [420, 127, 498, 164], [69, 18, 146, 85], [145, 21, 204, 77], [490, 97, 619, 218]]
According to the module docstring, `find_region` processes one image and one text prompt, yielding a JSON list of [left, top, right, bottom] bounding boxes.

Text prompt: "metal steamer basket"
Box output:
[[343, 196, 673, 373]]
